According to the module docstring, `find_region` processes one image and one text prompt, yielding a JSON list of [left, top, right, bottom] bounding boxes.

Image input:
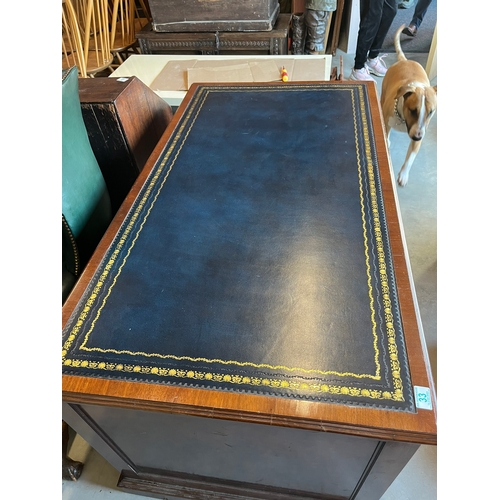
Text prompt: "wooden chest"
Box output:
[[148, 0, 280, 32], [136, 14, 290, 55], [78, 76, 174, 214]]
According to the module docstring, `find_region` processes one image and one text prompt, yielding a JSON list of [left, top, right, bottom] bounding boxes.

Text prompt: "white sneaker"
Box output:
[[349, 66, 375, 82], [365, 54, 388, 77]]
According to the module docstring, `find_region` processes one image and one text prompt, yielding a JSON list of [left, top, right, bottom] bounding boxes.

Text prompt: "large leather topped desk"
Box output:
[[62, 82, 436, 500]]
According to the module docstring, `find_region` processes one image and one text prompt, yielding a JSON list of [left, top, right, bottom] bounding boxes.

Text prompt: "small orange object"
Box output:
[[280, 66, 289, 82]]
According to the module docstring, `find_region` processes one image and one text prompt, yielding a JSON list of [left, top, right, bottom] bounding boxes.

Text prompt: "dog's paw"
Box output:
[[397, 170, 409, 187]]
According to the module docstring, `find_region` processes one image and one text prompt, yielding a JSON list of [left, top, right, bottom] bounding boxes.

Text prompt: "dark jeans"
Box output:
[[411, 0, 433, 29], [354, 0, 397, 69]]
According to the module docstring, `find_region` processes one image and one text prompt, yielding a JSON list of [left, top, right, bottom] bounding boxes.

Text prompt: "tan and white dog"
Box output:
[[380, 25, 437, 187]]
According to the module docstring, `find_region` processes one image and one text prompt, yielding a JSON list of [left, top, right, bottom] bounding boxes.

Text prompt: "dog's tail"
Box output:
[[394, 25, 407, 62]]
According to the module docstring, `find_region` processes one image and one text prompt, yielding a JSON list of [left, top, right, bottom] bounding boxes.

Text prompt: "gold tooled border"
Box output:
[[62, 84, 405, 403]]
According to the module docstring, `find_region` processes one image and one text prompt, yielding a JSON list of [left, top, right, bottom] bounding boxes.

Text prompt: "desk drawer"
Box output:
[[64, 402, 418, 500]]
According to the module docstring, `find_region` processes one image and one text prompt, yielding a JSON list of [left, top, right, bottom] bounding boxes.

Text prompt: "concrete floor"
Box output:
[[62, 50, 437, 500]]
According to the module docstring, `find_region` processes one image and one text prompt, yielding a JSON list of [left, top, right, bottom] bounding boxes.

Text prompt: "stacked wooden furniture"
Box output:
[[62, 0, 114, 77], [110, 0, 151, 65], [135, 0, 290, 55], [136, 14, 291, 55], [62, 0, 151, 76], [148, 0, 280, 32]]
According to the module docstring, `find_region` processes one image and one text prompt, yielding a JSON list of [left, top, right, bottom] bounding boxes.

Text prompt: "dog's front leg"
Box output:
[[398, 140, 422, 186], [386, 127, 392, 149]]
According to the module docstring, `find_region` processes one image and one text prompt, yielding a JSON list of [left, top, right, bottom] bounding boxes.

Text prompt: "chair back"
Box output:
[[62, 0, 85, 75], [109, 0, 150, 65], [62, 66, 112, 302], [62, 0, 113, 77], [110, 0, 135, 52]]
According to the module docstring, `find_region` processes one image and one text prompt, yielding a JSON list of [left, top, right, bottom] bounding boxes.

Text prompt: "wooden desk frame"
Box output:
[[63, 81, 436, 500]]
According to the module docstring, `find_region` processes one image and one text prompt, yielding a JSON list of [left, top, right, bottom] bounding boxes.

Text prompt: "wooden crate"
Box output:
[[149, 0, 280, 32]]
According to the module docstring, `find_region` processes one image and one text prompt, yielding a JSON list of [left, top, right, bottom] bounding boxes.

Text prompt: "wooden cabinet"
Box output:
[[78, 76, 174, 213], [64, 402, 420, 499]]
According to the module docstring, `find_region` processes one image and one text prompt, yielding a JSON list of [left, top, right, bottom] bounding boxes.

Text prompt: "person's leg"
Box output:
[[367, 0, 398, 60], [354, 0, 386, 70], [411, 0, 432, 29], [362, 0, 397, 76]]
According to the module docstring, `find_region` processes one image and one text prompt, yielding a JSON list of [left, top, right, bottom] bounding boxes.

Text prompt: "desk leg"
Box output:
[[62, 420, 84, 481], [354, 441, 420, 500]]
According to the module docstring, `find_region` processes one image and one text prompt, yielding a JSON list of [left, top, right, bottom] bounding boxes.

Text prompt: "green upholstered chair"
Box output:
[[62, 66, 113, 481], [62, 66, 112, 304]]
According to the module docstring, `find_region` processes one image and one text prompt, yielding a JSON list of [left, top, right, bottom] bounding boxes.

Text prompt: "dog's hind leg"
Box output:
[[397, 140, 422, 187]]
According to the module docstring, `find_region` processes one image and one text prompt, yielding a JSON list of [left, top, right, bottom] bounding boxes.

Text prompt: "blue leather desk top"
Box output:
[[63, 83, 415, 412]]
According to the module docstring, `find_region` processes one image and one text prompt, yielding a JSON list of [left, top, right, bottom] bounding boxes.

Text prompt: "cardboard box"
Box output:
[[110, 54, 333, 106]]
